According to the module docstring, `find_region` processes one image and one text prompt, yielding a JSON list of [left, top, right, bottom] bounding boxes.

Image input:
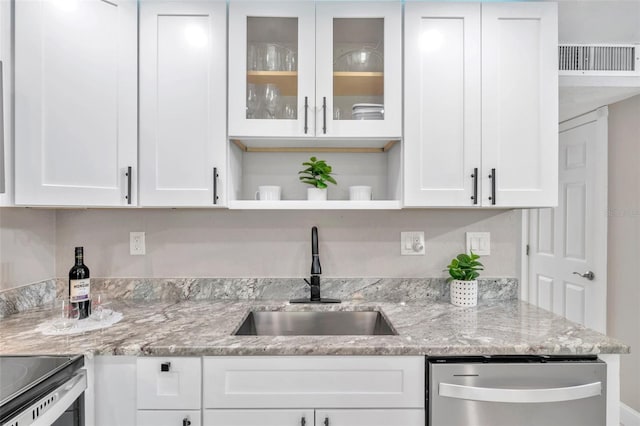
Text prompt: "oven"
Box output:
[[0, 355, 86, 426]]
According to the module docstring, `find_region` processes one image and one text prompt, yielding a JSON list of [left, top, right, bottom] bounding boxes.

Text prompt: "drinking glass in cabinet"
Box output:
[[333, 18, 385, 121], [246, 16, 298, 121]]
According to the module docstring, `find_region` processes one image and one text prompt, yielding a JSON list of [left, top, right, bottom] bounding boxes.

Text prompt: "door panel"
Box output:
[[529, 109, 608, 333], [481, 3, 558, 207], [316, 2, 401, 138], [139, 1, 227, 206], [403, 3, 481, 206], [15, 0, 137, 206], [204, 409, 313, 426], [228, 2, 315, 138]]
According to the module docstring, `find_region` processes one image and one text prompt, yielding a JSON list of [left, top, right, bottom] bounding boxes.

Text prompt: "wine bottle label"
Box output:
[[70, 278, 90, 302]]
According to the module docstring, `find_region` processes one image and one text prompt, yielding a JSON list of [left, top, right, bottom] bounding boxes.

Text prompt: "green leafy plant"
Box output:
[[445, 251, 484, 282], [298, 156, 337, 189]]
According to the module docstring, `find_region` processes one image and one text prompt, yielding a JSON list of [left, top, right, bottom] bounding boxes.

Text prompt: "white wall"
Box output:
[[55, 209, 520, 279], [608, 94, 640, 413], [0, 208, 56, 290], [554, 0, 640, 44]]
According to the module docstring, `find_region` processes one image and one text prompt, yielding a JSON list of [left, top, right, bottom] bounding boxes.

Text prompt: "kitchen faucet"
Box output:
[[290, 226, 341, 304]]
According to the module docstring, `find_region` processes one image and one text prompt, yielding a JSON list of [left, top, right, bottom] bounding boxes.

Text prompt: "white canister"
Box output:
[[349, 186, 372, 201], [450, 279, 478, 307], [255, 186, 281, 201]]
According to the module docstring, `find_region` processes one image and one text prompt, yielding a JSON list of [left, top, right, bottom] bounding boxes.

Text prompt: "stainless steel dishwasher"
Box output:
[[428, 355, 606, 426]]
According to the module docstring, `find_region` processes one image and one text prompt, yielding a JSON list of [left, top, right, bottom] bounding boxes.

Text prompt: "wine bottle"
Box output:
[[69, 247, 91, 319]]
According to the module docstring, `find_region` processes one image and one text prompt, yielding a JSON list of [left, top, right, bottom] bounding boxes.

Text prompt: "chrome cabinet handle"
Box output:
[[125, 166, 132, 205], [182, 417, 191, 426], [573, 271, 595, 280], [0, 61, 4, 194], [213, 167, 219, 205], [300, 417, 306, 426], [304, 96, 309, 134], [160, 362, 171, 372], [324, 417, 329, 426], [488, 168, 496, 205], [470, 167, 478, 205], [439, 381, 602, 403], [322, 97, 327, 134]]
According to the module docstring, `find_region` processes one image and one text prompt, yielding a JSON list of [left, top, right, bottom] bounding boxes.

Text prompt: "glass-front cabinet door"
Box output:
[[228, 2, 315, 138], [315, 2, 401, 138]]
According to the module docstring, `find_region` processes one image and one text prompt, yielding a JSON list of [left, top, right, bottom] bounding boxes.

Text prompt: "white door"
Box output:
[[528, 108, 608, 333], [315, 2, 401, 138], [203, 409, 314, 426], [316, 409, 425, 426], [403, 3, 481, 207], [139, 1, 227, 207], [15, 0, 137, 206], [481, 3, 558, 207], [228, 2, 315, 138]]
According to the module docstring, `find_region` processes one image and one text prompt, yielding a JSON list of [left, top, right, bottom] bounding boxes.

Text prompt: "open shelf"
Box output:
[[230, 139, 398, 153], [229, 200, 401, 210], [247, 71, 298, 96], [333, 72, 384, 96]]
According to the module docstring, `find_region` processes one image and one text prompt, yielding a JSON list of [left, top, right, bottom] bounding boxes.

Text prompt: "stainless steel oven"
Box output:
[[0, 355, 86, 426], [428, 355, 606, 426]]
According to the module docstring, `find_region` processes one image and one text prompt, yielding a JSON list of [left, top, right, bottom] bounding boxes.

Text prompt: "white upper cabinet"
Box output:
[[228, 1, 401, 139], [315, 2, 401, 139], [228, 1, 316, 138], [404, 2, 558, 208], [15, 0, 137, 206], [139, 1, 227, 207], [481, 3, 558, 207], [404, 3, 481, 207], [0, 0, 11, 206]]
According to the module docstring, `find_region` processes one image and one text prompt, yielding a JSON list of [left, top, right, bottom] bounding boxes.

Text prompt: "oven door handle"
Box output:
[[31, 370, 87, 426], [439, 381, 602, 403]]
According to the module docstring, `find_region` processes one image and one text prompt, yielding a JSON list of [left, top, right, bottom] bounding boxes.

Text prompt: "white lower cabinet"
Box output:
[[203, 409, 424, 426], [316, 409, 425, 426], [138, 410, 201, 426], [204, 409, 314, 426], [202, 356, 425, 426]]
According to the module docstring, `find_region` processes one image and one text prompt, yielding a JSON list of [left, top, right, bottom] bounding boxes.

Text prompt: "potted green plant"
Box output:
[[445, 251, 484, 307], [298, 156, 337, 201]]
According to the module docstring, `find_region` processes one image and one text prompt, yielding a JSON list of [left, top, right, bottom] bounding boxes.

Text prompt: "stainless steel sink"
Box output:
[[234, 311, 397, 336]]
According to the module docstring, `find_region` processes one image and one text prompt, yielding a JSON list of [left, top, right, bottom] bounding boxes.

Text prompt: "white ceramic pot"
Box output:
[[450, 279, 478, 307], [307, 187, 327, 201]]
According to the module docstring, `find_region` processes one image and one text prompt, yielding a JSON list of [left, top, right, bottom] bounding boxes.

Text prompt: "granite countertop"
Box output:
[[0, 299, 629, 357]]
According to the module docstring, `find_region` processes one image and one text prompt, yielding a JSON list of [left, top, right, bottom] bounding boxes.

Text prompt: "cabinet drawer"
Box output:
[[137, 410, 201, 426], [137, 357, 202, 410], [203, 409, 314, 426], [203, 356, 424, 409]]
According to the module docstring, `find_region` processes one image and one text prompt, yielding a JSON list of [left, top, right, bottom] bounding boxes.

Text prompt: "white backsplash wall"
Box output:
[[0, 208, 56, 290], [55, 209, 520, 279]]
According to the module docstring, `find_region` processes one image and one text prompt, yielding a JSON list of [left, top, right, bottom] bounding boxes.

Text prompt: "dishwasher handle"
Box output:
[[439, 381, 602, 404]]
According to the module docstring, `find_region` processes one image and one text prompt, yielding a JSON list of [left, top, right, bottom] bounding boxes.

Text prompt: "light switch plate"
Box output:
[[130, 232, 146, 255], [466, 232, 490, 255], [401, 231, 425, 255]]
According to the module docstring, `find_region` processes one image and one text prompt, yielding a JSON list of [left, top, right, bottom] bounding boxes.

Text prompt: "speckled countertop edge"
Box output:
[[0, 299, 629, 357]]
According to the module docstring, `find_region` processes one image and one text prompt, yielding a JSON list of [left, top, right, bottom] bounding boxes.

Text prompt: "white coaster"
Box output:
[[37, 310, 123, 336]]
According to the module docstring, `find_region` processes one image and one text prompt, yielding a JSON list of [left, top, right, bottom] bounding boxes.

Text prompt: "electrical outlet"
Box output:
[[401, 231, 425, 255], [130, 232, 146, 255], [466, 232, 490, 255]]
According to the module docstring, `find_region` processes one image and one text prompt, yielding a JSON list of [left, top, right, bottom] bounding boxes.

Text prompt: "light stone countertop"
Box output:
[[0, 299, 629, 357]]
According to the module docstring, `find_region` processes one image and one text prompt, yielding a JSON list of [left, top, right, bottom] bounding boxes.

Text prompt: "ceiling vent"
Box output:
[[559, 44, 640, 76]]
